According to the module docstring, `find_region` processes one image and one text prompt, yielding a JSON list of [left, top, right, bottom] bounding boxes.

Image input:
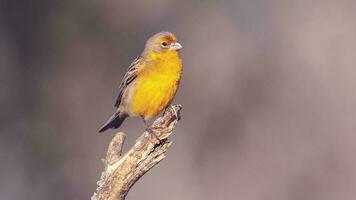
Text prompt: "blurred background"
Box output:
[[1, 0, 356, 199]]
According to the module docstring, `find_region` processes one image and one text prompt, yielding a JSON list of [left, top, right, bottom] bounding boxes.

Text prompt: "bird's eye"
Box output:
[[161, 42, 168, 47]]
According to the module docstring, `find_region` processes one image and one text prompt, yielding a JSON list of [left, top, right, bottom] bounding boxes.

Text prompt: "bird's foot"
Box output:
[[145, 127, 163, 145], [164, 105, 180, 120]]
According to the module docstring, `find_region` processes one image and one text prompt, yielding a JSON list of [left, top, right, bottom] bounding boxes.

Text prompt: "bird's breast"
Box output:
[[128, 53, 182, 118]]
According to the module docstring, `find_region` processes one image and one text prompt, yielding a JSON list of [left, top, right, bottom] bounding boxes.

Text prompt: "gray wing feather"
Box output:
[[114, 56, 142, 107]]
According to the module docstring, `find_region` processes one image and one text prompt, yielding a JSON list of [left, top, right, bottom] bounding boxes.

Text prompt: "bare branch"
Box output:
[[92, 104, 182, 200]]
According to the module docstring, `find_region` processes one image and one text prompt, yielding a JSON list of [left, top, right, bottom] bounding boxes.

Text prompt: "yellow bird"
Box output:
[[99, 31, 183, 133]]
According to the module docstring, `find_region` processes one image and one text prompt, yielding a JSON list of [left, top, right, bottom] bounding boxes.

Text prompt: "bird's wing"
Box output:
[[114, 56, 143, 108]]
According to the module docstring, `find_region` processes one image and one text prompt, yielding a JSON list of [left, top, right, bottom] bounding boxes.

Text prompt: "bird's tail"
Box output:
[[98, 110, 127, 133]]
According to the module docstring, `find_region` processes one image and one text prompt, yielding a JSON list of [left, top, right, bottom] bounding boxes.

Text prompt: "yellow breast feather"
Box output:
[[129, 51, 182, 119]]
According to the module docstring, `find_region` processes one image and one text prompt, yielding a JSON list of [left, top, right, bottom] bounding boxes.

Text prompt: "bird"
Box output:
[[98, 31, 183, 133]]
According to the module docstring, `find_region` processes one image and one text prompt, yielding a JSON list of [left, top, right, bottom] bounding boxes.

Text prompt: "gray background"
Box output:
[[1, 0, 356, 199]]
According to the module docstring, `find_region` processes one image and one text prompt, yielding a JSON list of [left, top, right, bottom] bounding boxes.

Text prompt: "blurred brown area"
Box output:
[[1, 0, 356, 199]]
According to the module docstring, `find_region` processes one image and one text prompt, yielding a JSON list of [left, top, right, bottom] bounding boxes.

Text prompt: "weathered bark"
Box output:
[[92, 104, 182, 200]]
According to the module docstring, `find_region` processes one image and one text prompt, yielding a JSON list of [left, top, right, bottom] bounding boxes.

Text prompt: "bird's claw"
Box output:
[[145, 127, 163, 145]]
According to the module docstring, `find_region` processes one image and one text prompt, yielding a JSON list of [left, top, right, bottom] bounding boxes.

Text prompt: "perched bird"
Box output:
[[99, 31, 183, 133]]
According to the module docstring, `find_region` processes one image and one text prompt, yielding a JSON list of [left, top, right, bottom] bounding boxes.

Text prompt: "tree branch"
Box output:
[[92, 104, 182, 200]]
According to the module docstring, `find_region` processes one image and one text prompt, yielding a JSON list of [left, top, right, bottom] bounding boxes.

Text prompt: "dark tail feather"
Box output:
[[98, 111, 127, 133]]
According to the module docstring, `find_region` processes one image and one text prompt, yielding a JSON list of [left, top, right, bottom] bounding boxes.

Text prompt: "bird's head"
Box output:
[[143, 32, 182, 56]]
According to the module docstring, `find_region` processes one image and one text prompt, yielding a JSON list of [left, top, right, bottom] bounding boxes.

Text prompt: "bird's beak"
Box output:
[[170, 42, 183, 50]]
